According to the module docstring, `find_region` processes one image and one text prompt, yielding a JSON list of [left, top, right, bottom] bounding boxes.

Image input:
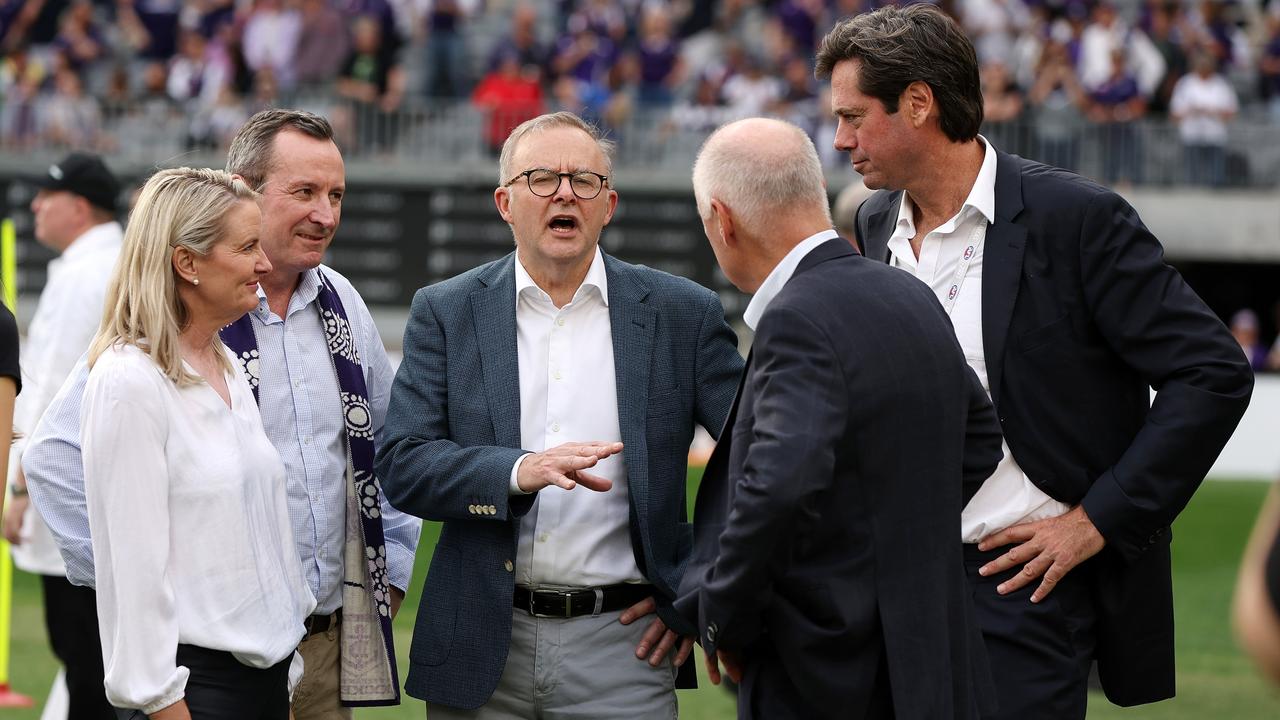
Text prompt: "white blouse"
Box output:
[[82, 343, 316, 713]]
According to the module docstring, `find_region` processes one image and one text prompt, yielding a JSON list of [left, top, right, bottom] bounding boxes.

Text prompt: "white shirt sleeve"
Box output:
[[82, 353, 189, 713]]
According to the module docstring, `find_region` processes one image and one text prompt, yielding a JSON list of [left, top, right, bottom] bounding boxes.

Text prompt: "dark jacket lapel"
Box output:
[[859, 191, 902, 264], [471, 253, 522, 450], [982, 151, 1028, 408], [605, 254, 657, 522]]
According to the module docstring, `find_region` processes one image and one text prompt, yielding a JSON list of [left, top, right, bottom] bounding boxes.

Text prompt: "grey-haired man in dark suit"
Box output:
[[376, 111, 744, 718]]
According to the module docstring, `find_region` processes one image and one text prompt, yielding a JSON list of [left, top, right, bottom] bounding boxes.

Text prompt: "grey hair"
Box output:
[[692, 118, 831, 232], [225, 109, 335, 190], [497, 111, 616, 185]]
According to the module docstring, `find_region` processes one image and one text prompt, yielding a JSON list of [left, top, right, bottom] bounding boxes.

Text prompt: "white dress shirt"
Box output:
[[82, 343, 315, 713], [742, 229, 842, 331], [10, 221, 121, 575], [887, 137, 1070, 543], [511, 248, 644, 588]]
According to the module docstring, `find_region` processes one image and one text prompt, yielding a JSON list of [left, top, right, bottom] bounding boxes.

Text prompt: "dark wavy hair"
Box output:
[[815, 4, 983, 142]]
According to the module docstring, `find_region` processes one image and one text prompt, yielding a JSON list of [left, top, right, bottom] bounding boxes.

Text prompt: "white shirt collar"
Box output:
[[515, 246, 609, 307], [892, 135, 997, 242], [254, 267, 321, 320], [59, 221, 123, 263], [742, 229, 841, 331]]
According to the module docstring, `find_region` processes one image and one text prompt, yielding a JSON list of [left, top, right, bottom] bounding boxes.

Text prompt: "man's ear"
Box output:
[[494, 186, 514, 225], [903, 80, 934, 128], [710, 198, 735, 248], [172, 246, 199, 285]]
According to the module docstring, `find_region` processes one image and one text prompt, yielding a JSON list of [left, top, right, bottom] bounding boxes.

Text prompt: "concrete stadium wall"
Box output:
[[1212, 373, 1280, 481]]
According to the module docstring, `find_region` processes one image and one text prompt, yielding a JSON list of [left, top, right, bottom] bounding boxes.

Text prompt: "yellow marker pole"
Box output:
[[0, 217, 34, 707]]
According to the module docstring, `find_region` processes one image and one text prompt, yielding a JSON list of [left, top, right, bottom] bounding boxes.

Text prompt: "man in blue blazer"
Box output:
[[820, 6, 1254, 717], [375, 111, 743, 717]]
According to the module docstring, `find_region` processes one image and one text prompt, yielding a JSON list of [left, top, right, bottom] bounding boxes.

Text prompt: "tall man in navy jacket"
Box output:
[[376, 112, 743, 718], [819, 6, 1254, 717], [678, 117, 1003, 719]]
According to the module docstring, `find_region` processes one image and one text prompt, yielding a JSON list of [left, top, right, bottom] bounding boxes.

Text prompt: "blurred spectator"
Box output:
[[1028, 38, 1087, 172], [1079, 1, 1165, 101], [115, 0, 181, 61], [552, 24, 615, 85], [293, 0, 349, 87], [666, 72, 734, 134], [335, 14, 405, 152], [1267, 299, 1280, 372], [471, 49, 544, 153], [50, 0, 102, 73], [487, 2, 547, 77], [166, 29, 221, 108], [0, 44, 42, 147], [1, 0, 69, 50], [1187, 0, 1245, 69], [1170, 51, 1237, 187], [772, 53, 820, 135], [961, 0, 1031, 66], [721, 54, 780, 118], [635, 3, 682, 108], [105, 60, 180, 154], [38, 66, 100, 148], [241, 0, 301, 90], [980, 58, 1024, 155], [1145, 1, 1189, 116], [597, 49, 639, 134], [1088, 47, 1146, 185], [1261, 13, 1280, 123], [422, 0, 477, 99], [981, 58, 1023, 122], [1230, 308, 1268, 371], [772, 0, 822, 58], [574, 0, 625, 45]]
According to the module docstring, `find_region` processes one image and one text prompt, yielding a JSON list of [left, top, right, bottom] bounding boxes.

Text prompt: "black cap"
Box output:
[[30, 152, 120, 213]]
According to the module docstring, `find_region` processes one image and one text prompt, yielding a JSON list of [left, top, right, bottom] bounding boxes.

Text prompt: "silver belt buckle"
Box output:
[[528, 589, 574, 618]]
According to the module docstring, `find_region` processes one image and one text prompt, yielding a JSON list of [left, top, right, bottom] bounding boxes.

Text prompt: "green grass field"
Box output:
[[4, 478, 1279, 718]]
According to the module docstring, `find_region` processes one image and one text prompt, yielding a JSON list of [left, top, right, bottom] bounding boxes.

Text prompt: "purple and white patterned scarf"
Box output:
[[221, 268, 399, 706]]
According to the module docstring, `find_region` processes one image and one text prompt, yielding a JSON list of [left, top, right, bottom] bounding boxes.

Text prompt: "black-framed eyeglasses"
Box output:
[[504, 168, 610, 199]]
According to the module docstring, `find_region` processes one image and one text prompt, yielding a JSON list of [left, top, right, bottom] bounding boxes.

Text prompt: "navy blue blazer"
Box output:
[[678, 239, 1003, 719], [375, 251, 743, 708], [856, 150, 1254, 705]]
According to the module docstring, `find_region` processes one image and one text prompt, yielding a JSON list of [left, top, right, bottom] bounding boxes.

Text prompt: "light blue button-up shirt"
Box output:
[[23, 266, 419, 612]]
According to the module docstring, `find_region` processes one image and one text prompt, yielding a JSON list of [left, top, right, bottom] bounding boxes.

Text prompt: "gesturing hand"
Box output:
[[619, 596, 694, 668], [515, 441, 623, 493], [978, 505, 1106, 603]]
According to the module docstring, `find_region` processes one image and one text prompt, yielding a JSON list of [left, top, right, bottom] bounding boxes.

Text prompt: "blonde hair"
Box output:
[[89, 167, 257, 385]]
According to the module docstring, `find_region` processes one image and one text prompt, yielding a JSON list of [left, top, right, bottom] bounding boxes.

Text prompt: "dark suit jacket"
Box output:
[[678, 239, 1004, 719], [856, 150, 1254, 705], [375, 251, 743, 709]]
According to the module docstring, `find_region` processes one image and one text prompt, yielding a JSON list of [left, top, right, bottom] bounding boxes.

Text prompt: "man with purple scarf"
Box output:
[[21, 109, 420, 720]]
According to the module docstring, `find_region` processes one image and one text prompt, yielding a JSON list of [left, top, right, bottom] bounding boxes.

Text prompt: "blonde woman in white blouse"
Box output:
[[81, 168, 315, 719]]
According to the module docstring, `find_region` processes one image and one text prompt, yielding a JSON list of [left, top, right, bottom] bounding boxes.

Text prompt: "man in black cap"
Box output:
[[3, 151, 122, 718]]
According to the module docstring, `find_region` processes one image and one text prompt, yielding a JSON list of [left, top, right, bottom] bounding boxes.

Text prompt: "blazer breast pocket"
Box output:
[[1018, 314, 1073, 353]]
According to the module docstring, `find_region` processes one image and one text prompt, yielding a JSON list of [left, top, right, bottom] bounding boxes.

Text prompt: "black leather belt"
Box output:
[[303, 609, 342, 638], [513, 584, 653, 618]]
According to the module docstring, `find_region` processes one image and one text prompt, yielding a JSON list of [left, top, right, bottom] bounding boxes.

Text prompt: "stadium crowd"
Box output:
[[3, 0, 1280, 177]]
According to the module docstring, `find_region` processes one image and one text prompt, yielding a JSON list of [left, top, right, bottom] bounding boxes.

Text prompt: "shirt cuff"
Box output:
[[510, 453, 532, 496]]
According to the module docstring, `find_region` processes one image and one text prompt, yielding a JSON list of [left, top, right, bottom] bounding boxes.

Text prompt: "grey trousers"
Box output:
[[428, 608, 679, 720]]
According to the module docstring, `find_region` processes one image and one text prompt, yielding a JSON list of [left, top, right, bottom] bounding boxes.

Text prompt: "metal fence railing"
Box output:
[[6, 94, 1280, 189]]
